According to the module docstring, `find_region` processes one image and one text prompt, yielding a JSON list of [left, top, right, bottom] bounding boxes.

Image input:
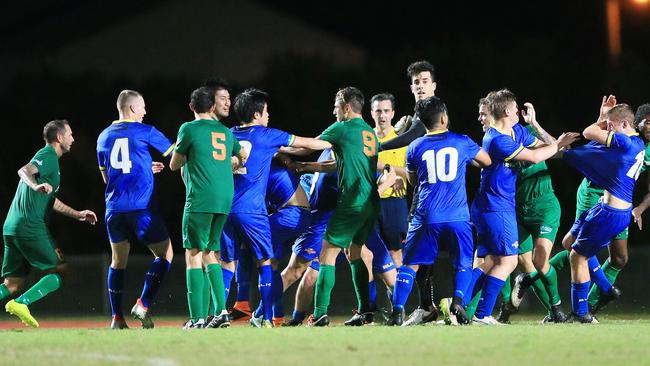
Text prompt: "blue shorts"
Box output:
[[403, 220, 474, 268], [270, 206, 311, 259], [220, 213, 273, 262], [292, 210, 331, 262], [471, 205, 519, 257], [366, 226, 396, 273], [571, 202, 631, 258], [105, 208, 169, 245], [378, 197, 408, 251]]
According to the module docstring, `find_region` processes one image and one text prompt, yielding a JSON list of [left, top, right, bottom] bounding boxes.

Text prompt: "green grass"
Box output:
[[2, 317, 650, 366]]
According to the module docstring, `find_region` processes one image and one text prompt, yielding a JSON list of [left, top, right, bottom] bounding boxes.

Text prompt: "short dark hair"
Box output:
[[202, 77, 230, 94], [635, 103, 650, 126], [407, 61, 435, 81], [233, 88, 269, 123], [486, 89, 516, 120], [190, 87, 216, 114], [336, 87, 364, 114], [43, 119, 70, 143], [370, 93, 396, 110], [415, 97, 447, 129]]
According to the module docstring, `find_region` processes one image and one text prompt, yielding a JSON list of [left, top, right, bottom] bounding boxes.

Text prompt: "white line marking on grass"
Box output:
[[41, 351, 178, 366]]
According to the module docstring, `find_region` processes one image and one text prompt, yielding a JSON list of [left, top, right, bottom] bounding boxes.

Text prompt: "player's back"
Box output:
[[309, 149, 339, 212], [97, 121, 173, 213], [267, 160, 300, 212], [407, 130, 480, 224], [231, 125, 294, 214]]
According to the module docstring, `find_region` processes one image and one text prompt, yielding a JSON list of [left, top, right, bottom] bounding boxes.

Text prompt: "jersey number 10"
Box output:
[[422, 148, 459, 183]]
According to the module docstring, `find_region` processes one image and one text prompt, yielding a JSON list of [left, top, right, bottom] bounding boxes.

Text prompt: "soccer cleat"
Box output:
[[496, 301, 517, 324], [131, 299, 154, 329], [282, 318, 303, 327], [440, 298, 457, 325], [450, 302, 470, 325], [402, 306, 438, 326], [5, 300, 39, 328], [472, 315, 503, 326], [550, 305, 568, 323], [386, 308, 404, 326], [229, 303, 253, 321], [181, 318, 205, 329], [510, 273, 532, 309], [206, 313, 231, 328], [344, 310, 374, 326], [591, 285, 622, 313], [272, 317, 284, 328], [249, 315, 264, 328], [540, 315, 554, 324], [261, 320, 274, 328], [567, 312, 599, 324], [111, 316, 129, 329], [307, 314, 330, 327]]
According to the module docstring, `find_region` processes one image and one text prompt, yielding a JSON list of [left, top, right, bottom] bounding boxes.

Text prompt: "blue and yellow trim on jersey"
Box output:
[[606, 131, 614, 147], [504, 144, 524, 161], [425, 129, 448, 136], [111, 119, 138, 124], [162, 143, 176, 157], [287, 134, 296, 146], [99, 166, 106, 171]]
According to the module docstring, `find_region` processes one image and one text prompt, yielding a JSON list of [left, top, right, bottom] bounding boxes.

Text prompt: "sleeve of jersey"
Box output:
[[379, 120, 426, 151], [522, 127, 539, 148], [319, 122, 342, 144], [97, 149, 106, 171], [174, 124, 189, 155], [405, 144, 415, 173], [492, 135, 524, 162], [149, 126, 175, 157], [607, 132, 630, 149], [31, 149, 54, 176], [465, 136, 482, 162]]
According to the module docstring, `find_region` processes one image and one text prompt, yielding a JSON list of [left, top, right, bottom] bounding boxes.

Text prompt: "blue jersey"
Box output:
[[231, 125, 294, 214], [267, 160, 300, 212], [97, 120, 174, 213], [407, 131, 481, 223], [309, 149, 339, 212], [564, 132, 645, 203], [473, 123, 537, 212]]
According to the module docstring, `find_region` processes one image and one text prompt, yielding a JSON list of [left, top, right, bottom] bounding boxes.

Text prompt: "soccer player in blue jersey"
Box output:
[[220, 88, 329, 328], [388, 96, 491, 326], [562, 97, 645, 323], [468, 89, 579, 325], [96, 90, 175, 329]]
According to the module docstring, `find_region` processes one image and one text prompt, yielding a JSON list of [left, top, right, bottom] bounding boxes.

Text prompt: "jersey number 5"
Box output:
[[362, 131, 377, 157], [212, 132, 227, 161], [110, 138, 133, 174], [422, 148, 459, 183]]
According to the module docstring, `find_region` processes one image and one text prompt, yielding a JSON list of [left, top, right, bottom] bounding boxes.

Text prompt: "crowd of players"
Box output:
[[1, 60, 649, 329]]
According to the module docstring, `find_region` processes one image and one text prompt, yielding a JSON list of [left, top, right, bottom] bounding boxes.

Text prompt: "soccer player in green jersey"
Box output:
[[1, 120, 98, 328], [170, 87, 248, 329], [631, 104, 650, 229]]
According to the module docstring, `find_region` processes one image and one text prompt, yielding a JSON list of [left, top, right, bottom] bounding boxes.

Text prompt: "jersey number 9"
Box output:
[[362, 131, 377, 157]]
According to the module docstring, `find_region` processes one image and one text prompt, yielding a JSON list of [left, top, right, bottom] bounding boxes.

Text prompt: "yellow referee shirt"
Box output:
[[377, 127, 407, 198]]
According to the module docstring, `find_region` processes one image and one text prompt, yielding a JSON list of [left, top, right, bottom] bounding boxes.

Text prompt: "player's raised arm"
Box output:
[[18, 162, 52, 194], [514, 132, 580, 164], [521, 102, 556, 145], [583, 95, 617, 144]]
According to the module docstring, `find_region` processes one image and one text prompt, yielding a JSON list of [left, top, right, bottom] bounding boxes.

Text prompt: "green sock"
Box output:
[[16, 274, 62, 306], [540, 266, 561, 306], [465, 290, 481, 319], [0, 284, 11, 301], [549, 250, 570, 272], [314, 264, 336, 318], [206, 263, 226, 314], [587, 259, 622, 307], [186, 268, 204, 322], [201, 271, 212, 318], [349, 259, 370, 313], [528, 271, 552, 312], [500, 275, 512, 304]]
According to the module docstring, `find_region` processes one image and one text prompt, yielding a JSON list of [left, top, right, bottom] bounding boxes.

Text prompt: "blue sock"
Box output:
[[588, 256, 612, 293], [258, 265, 273, 320], [454, 266, 472, 300], [235, 257, 252, 302], [139, 258, 171, 308], [463, 267, 486, 306], [254, 302, 263, 318], [475, 275, 506, 319], [368, 280, 377, 310], [222, 268, 235, 301], [292, 310, 306, 322], [272, 269, 284, 319], [392, 266, 417, 310], [572, 281, 591, 316], [107, 267, 125, 318]]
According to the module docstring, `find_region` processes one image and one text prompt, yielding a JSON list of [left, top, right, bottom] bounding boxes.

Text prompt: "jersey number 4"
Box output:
[[110, 138, 133, 174], [422, 148, 458, 183], [626, 150, 645, 180]]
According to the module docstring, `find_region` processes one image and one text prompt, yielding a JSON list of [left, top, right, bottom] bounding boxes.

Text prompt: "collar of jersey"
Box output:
[[489, 123, 515, 138], [112, 119, 138, 124], [426, 129, 448, 135], [626, 132, 640, 136]]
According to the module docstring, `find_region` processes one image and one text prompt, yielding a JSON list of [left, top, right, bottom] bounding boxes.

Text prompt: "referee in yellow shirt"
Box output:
[[370, 93, 408, 268]]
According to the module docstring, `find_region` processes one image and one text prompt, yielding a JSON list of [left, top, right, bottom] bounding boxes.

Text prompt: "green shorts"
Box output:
[[324, 204, 379, 249], [516, 193, 561, 254], [2, 234, 62, 278], [182, 212, 227, 251], [575, 180, 628, 240]]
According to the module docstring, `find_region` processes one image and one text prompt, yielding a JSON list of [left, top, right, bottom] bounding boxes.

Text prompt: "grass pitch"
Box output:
[[2, 315, 650, 366]]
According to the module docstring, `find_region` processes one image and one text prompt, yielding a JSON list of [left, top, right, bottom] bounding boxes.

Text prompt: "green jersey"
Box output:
[[175, 119, 241, 214], [513, 126, 554, 205], [320, 118, 380, 209], [3, 145, 60, 237], [641, 142, 650, 173]]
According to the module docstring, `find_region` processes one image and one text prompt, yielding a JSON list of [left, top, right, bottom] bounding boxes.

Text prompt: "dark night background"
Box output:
[[1, 0, 649, 256]]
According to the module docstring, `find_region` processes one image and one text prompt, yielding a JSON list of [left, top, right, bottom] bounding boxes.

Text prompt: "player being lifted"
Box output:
[[2, 120, 97, 328], [389, 96, 491, 325], [170, 87, 248, 329], [96, 90, 175, 329]]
